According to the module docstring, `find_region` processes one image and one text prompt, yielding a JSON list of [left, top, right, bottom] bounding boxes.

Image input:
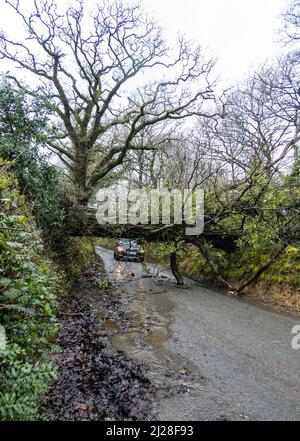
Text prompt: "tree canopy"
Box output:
[[0, 0, 216, 203]]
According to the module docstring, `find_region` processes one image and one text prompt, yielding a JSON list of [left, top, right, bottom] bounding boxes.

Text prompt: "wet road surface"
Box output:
[[95, 246, 300, 421]]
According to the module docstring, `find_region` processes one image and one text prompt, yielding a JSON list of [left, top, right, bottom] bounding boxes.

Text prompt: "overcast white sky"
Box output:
[[140, 0, 289, 85], [0, 0, 290, 87]]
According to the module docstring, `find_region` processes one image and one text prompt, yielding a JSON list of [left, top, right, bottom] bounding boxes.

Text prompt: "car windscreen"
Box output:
[[117, 239, 129, 245]]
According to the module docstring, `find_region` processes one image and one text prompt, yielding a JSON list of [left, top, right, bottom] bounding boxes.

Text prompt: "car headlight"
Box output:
[[117, 246, 125, 252], [140, 249, 145, 254]]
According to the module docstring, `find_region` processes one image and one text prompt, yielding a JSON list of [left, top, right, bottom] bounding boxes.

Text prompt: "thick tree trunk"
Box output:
[[170, 251, 184, 286], [73, 144, 90, 204]]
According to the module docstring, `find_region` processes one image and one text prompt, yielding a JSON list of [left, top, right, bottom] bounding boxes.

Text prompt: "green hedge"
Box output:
[[0, 158, 65, 420]]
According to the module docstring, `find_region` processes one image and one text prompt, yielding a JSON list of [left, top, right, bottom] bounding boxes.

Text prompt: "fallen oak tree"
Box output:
[[66, 205, 297, 295]]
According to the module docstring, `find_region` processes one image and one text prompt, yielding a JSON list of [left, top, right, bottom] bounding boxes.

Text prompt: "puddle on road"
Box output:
[[96, 248, 254, 420], [106, 264, 205, 404], [103, 319, 120, 332]]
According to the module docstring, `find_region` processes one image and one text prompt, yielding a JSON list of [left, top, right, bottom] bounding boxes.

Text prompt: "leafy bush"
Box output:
[[0, 345, 56, 420], [0, 159, 65, 420]]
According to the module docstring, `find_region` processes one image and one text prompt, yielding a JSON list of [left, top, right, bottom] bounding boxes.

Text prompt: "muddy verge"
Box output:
[[43, 258, 156, 421]]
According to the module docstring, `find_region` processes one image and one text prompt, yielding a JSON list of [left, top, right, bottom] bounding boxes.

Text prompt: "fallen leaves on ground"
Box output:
[[43, 260, 156, 421]]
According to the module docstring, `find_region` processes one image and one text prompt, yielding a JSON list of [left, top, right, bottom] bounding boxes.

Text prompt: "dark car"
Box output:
[[114, 238, 145, 262]]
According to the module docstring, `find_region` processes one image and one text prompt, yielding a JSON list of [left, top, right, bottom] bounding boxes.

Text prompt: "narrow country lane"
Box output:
[[95, 246, 300, 421]]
